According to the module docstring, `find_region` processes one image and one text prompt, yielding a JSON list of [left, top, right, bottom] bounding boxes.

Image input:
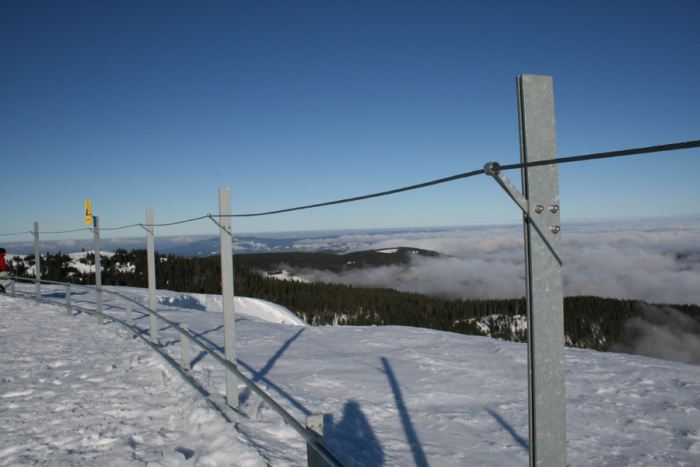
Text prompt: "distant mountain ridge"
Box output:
[[235, 246, 441, 273]]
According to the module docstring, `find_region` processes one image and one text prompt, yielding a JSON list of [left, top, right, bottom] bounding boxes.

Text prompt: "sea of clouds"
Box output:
[[289, 218, 700, 306], [288, 218, 700, 363]]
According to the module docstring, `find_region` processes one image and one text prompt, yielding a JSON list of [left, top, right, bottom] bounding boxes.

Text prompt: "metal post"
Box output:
[[64, 284, 71, 315], [517, 74, 566, 466], [146, 208, 158, 344], [180, 323, 192, 370], [125, 302, 133, 336], [219, 187, 239, 409], [93, 216, 103, 324], [33, 222, 41, 300], [306, 414, 326, 467], [9, 280, 15, 297]]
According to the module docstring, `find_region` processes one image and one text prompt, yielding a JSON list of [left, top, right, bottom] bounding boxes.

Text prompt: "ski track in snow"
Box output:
[[2, 284, 700, 466]]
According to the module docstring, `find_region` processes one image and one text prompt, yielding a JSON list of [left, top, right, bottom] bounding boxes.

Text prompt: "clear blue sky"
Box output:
[[2, 0, 699, 241]]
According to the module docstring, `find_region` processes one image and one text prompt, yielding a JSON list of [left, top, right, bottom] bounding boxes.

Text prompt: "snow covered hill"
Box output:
[[2, 285, 699, 466]]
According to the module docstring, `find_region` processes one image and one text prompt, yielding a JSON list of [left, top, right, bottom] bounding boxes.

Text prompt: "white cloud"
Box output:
[[611, 304, 700, 364], [291, 219, 700, 305]]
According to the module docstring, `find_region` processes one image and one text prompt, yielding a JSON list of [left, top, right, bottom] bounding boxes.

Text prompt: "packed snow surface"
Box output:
[[2, 284, 700, 466], [0, 295, 264, 466]]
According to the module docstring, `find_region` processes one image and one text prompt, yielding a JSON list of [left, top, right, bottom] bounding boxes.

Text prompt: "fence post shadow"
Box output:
[[485, 407, 528, 451], [380, 357, 429, 467], [190, 326, 311, 416], [239, 328, 305, 405], [325, 400, 384, 467]]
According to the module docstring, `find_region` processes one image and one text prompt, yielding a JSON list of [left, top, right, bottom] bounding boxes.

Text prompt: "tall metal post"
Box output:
[[33, 222, 41, 300], [126, 302, 134, 337], [93, 216, 103, 324], [65, 284, 71, 315], [180, 323, 192, 371], [219, 187, 239, 409], [517, 74, 566, 466], [146, 208, 158, 344], [306, 414, 326, 467]]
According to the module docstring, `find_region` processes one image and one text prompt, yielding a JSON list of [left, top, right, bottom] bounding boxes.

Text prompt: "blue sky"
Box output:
[[1, 0, 699, 241]]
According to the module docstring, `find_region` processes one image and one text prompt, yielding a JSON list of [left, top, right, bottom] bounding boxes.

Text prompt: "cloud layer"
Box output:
[[611, 304, 700, 364], [291, 219, 700, 305]]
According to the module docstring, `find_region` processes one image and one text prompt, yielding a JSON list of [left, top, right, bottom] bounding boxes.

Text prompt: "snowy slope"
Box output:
[[2, 285, 700, 466], [0, 295, 264, 466]]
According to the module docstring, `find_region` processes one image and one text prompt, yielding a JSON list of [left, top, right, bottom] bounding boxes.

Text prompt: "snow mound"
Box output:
[[236, 296, 308, 326], [151, 289, 307, 326]]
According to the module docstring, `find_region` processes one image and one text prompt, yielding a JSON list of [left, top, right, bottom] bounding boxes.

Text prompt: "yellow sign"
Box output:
[[85, 200, 93, 225]]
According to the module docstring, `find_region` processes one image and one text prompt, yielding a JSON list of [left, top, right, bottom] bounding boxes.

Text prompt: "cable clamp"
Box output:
[[206, 214, 233, 237], [484, 161, 562, 266], [138, 223, 154, 235]]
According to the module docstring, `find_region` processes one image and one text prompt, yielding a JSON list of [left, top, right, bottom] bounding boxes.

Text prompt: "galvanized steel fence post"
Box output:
[[93, 216, 103, 324], [180, 323, 192, 370], [126, 301, 134, 336], [517, 74, 566, 466], [64, 284, 71, 315], [33, 222, 41, 300], [219, 187, 239, 409], [306, 414, 327, 467], [146, 208, 158, 344]]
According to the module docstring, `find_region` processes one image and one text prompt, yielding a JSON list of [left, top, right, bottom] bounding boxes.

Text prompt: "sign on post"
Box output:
[[85, 200, 93, 225]]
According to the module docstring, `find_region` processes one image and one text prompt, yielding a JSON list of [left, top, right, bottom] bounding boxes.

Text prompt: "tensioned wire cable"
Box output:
[[223, 139, 700, 218], [497, 139, 700, 171], [29, 216, 211, 235], [34, 227, 92, 235], [0, 230, 33, 237], [144, 214, 211, 227], [2, 138, 699, 235]]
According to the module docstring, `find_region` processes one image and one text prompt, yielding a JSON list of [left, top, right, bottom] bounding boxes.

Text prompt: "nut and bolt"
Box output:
[[549, 204, 560, 214], [534, 205, 544, 214], [549, 225, 561, 234]]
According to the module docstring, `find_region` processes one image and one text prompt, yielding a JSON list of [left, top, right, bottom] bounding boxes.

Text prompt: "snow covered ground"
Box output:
[[2, 285, 699, 466], [0, 295, 264, 466]]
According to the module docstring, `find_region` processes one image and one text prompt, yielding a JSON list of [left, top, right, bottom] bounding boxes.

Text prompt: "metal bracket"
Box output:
[[207, 214, 233, 237], [138, 223, 154, 235], [484, 162, 562, 266]]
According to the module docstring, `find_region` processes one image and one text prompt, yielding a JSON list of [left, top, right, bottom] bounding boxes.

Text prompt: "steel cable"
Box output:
[[223, 139, 700, 218], [498, 139, 700, 172], [0, 230, 33, 237], [2, 138, 698, 235]]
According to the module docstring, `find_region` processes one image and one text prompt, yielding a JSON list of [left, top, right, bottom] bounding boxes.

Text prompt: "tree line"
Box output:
[[9, 249, 699, 352]]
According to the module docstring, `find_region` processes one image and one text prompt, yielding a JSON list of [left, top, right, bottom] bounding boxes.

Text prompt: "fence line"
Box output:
[[8, 276, 344, 467]]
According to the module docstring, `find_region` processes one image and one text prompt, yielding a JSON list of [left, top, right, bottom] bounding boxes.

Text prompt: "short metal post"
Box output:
[[64, 284, 71, 314], [125, 302, 133, 336], [93, 216, 103, 324], [306, 414, 326, 467], [9, 279, 15, 297], [33, 222, 41, 300], [180, 323, 192, 370], [219, 187, 239, 409], [517, 74, 566, 466], [146, 208, 158, 344]]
